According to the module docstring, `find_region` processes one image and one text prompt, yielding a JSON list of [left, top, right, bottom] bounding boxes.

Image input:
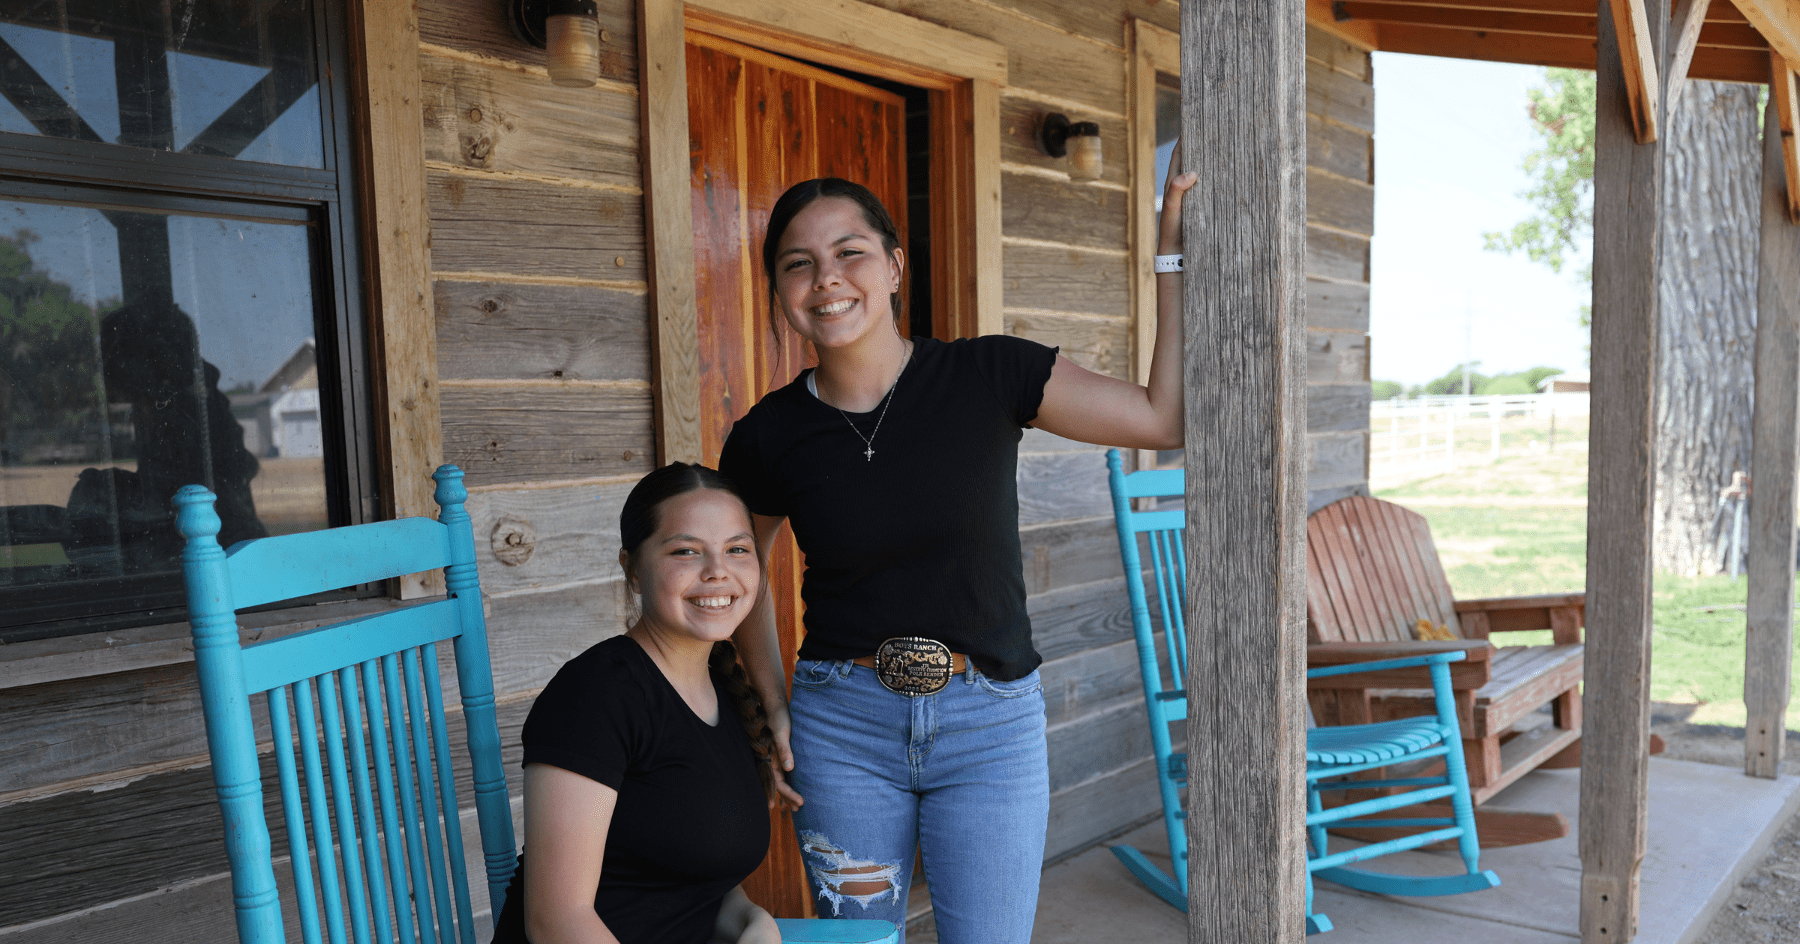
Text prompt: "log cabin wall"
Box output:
[[0, 3, 1372, 939]]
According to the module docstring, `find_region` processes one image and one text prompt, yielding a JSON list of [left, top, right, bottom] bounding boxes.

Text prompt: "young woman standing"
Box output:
[[719, 159, 1195, 944]]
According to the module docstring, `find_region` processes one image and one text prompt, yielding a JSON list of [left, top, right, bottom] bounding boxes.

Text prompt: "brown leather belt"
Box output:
[[851, 637, 969, 695]]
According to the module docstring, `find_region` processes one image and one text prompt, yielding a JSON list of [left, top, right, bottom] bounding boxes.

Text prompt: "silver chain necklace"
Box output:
[[830, 345, 910, 462]]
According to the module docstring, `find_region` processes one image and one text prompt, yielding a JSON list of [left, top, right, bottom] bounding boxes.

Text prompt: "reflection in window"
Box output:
[[0, 2, 324, 167], [1152, 72, 1183, 470], [1154, 73, 1180, 213], [0, 198, 327, 603]]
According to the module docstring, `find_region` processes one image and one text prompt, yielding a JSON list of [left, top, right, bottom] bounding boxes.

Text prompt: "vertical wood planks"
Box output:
[[1581, 1, 1667, 941], [351, 0, 443, 598], [1180, 0, 1308, 939], [1746, 80, 1800, 779], [640, 0, 705, 464]]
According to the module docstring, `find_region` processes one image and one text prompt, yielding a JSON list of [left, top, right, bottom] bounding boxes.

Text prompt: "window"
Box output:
[[0, 0, 372, 642]]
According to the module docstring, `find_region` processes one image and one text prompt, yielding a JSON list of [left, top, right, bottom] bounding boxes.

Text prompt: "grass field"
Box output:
[[1374, 413, 1800, 731]]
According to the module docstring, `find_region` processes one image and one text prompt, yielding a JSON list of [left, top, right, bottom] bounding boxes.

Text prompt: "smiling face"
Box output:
[[622, 488, 761, 646], [771, 196, 904, 352]]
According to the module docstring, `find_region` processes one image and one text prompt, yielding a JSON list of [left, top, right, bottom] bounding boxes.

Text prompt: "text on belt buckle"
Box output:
[[874, 637, 953, 696]]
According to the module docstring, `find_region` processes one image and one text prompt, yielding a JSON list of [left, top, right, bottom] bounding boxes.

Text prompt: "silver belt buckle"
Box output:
[[873, 637, 953, 696]]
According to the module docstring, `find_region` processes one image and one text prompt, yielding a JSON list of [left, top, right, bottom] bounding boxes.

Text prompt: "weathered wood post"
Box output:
[[1180, 1, 1309, 940], [1746, 63, 1800, 779], [1582, 1, 1668, 941]]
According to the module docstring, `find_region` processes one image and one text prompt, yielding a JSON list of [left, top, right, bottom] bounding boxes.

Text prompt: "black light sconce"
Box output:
[[1040, 113, 1102, 181], [509, 0, 602, 88]]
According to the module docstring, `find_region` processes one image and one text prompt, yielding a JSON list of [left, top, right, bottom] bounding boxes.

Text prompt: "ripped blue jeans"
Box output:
[[788, 659, 1049, 944]]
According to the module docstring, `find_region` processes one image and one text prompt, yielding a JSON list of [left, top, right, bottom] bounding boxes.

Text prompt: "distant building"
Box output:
[[234, 339, 321, 458], [1540, 373, 1590, 394]]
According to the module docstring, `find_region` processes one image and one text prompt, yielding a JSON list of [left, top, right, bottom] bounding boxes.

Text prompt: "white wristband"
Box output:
[[1153, 253, 1183, 273]]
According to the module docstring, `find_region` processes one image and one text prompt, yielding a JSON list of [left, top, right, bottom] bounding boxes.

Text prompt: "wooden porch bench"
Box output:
[[1305, 496, 1589, 845]]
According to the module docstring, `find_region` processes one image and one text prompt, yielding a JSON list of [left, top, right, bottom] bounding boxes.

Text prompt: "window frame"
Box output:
[[0, 0, 383, 643], [1129, 18, 1181, 473]]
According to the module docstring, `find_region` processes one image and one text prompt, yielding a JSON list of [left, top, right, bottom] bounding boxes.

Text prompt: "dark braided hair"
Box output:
[[709, 638, 778, 801], [759, 177, 907, 340], [619, 462, 779, 802]]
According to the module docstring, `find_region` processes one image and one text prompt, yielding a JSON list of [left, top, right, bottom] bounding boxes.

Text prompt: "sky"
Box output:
[[1370, 52, 1593, 388]]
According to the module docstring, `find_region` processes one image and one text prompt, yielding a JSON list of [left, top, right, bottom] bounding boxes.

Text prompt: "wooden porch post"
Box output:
[[1180, 1, 1309, 940], [1581, 0, 1667, 941], [1746, 65, 1800, 779]]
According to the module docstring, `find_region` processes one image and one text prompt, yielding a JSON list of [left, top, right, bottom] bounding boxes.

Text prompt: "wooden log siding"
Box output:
[[1304, 30, 1376, 514], [1582, 0, 1669, 939], [0, 6, 1383, 939]]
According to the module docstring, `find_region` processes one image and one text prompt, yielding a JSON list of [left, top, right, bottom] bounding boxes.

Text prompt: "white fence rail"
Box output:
[[1371, 392, 1588, 475]]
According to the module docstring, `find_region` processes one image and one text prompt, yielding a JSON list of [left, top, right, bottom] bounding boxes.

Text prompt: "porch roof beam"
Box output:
[[1369, 25, 1767, 83], [1664, 0, 1714, 116]]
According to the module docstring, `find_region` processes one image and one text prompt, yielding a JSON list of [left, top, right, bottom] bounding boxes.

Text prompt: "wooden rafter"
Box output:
[[1309, 0, 1380, 48], [1610, 0, 1659, 142], [1665, 0, 1714, 114], [1336, 1, 1763, 46], [1737, 0, 1800, 72], [1372, 23, 1767, 82], [1335, 3, 1592, 38], [1774, 53, 1800, 223]]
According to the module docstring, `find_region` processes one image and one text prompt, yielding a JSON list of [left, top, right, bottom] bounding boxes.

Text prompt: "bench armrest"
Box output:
[[1306, 640, 1491, 690], [1454, 592, 1584, 644]]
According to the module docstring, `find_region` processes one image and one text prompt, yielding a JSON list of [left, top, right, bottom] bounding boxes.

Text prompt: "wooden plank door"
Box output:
[[684, 28, 909, 918]]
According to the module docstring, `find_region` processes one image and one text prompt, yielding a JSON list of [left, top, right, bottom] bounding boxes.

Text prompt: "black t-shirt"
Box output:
[[718, 335, 1057, 680], [490, 636, 769, 944]]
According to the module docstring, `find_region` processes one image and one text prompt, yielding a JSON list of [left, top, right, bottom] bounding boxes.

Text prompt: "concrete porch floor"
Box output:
[[1006, 757, 1800, 944]]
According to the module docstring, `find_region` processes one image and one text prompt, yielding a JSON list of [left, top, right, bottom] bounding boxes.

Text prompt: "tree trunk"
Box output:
[[1653, 80, 1761, 577]]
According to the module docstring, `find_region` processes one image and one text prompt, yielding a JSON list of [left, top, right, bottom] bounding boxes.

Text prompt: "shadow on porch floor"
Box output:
[[909, 758, 1800, 943]]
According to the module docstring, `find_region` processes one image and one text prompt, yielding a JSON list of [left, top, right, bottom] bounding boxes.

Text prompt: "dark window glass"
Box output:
[[0, 0, 369, 642], [0, 1, 324, 167]]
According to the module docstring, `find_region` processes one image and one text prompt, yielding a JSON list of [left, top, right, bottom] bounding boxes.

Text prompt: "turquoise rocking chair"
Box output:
[[179, 465, 896, 944], [178, 466, 518, 944], [1104, 451, 1500, 934]]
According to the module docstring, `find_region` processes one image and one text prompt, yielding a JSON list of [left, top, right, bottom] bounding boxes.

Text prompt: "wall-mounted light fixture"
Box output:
[[1040, 113, 1102, 181], [509, 0, 602, 88]]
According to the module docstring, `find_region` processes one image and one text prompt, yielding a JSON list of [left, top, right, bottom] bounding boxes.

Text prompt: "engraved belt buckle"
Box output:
[[873, 637, 953, 696]]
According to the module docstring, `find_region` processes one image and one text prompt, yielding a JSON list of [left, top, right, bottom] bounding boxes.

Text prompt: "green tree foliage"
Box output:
[[1371, 379, 1404, 401], [0, 230, 112, 460], [1415, 362, 1562, 397], [1482, 67, 1597, 294]]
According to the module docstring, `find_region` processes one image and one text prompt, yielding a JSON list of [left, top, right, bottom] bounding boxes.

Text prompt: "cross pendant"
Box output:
[[863, 446, 875, 461]]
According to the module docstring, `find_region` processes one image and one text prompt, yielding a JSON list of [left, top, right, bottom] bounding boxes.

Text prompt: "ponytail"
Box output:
[[710, 639, 778, 802]]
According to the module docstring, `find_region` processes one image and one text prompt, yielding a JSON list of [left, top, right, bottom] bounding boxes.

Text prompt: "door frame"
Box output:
[[639, 0, 1008, 463]]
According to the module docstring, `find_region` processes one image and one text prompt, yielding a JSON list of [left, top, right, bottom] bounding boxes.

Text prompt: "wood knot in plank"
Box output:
[[464, 135, 494, 167], [490, 515, 537, 566]]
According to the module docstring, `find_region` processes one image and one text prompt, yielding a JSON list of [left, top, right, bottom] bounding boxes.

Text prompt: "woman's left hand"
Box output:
[[766, 700, 805, 811], [1158, 143, 1194, 255]]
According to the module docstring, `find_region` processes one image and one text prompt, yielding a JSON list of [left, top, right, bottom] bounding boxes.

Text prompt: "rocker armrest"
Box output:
[[1305, 640, 1491, 690], [1454, 592, 1585, 644]]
